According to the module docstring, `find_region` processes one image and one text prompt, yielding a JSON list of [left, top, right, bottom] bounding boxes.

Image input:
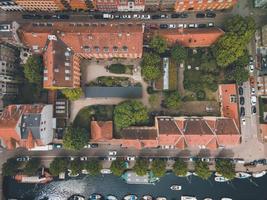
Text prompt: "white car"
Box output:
[[126, 156, 135, 161], [241, 118, 246, 125], [178, 24, 184, 28], [251, 87, 256, 95], [249, 64, 254, 73], [141, 14, 151, 20], [107, 156, 117, 161], [80, 156, 88, 161], [133, 14, 140, 19], [208, 22, 214, 27], [251, 95, 257, 106], [201, 158, 211, 162], [70, 156, 75, 161], [168, 24, 176, 28], [16, 156, 30, 162], [108, 151, 117, 156], [194, 24, 198, 28], [188, 24, 195, 28]]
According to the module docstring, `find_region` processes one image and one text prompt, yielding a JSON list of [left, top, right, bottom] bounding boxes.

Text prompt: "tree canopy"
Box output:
[[23, 55, 43, 85], [24, 158, 41, 176], [215, 159, 235, 180], [110, 159, 126, 176], [2, 158, 22, 176], [149, 35, 168, 54], [194, 160, 212, 180], [171, 45, 187, 64], [84, 159, 101, 176], [164, 91, 181, 109], [225, 65, 249, 85], [69, 158, 82, 175], [173, 159, 188, 177], [133, 158, 149, 176], [49, 157, 69, 176], [141, 53, 161, 67], [61, 88, 83, 101], [142, 65, 162, 81], [63, 126, 88, 150], [141, 53, 162, 81], [114, 100, 149, 130], [151, 159, 166, 177]]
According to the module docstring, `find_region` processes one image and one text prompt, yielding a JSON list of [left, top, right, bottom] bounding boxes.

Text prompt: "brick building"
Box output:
[[15, 0, 65, 11], [18, 22, 144, 89], [93, 0, 145, 11]]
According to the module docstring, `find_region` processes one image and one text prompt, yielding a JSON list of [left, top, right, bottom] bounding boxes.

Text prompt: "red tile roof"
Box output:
[[156, 117, 182, 135], [157, 28, 224, 47], [91, 121, 113, 142]]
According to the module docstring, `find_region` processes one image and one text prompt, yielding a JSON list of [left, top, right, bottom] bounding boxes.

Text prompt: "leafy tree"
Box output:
[[171, 45, 187, 63], [2, 158, 22, 176], [215, 159, 235, 180], [69, 158, 82, 175], [200, 60, 218, 73], [173, 159, 188, 177], [141, 53, 161, 67], [114, 100, 149, 130], [225, 65, 249, 85], [142, 65, 161, 81], [63, 126, 88, 150], [61, 88, 83, 101], [84, 159, 101, 176], [49, 157, 69, 176], [133, 158, 149, 176], [149, 35, 168, 54], [151, 159, 166, 177], [164, 91, 181, 109], [23, 55, 43, 85], [24, 158, 41, 176], [110, 159, 126, 176], [196, 90, 206, 101], [194, 160, 212, 180]]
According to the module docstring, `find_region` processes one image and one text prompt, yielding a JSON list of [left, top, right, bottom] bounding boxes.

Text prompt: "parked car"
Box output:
[[198, 23, 207, 28], [241, 118, 246, 125], [183, 24, 187, 28], [90, 143, 99, 148], [251, 87, 256, 95], [108, 151, 117, 156], [250, 76, 255, 87], [196, 12, 205, 18], [107, 156, 116, 161], [133, 14, 140, 19], [43, 14, 52, 19], [201, 158, 211, 162], [55, 14, 69, 19], [80, 157, 88, 161], [251, 95, 257, 106], [188, 23, 195, 28], [160, 24, 168, 29], [168, 24, 176, 28], [126, 156, 135, 161], [16, 156, 30, 162], [233, 158, 245, 164], [208, 22, 214, 27], [22, 14, 42, 19], [238, 87, 243, 95], [240, 107, 245, 117], [249, 64, 254, 73], [180, 13, 188, 18], [160, 14, 168, 18], [171, 13, 180, 18], [239, 97, 245, 105], [94, 14, 103, 19], [69, 156, 75, 161], [151, 14, 160, 19], [206, 12, 216, 18], [251, 106, 256, 114], [249, 56, 254, 63], [122, 14, 131, 19], [141, 14, 150, 19], [178, 24, 184, 28]]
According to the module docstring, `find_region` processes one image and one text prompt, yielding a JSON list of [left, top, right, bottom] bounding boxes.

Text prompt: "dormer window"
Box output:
[[103, 47, 109, 52], [113, 46, 118, 52], [83, 46, 90, 52], [94, 46, 99, 52], [122, 46, 128, 52]]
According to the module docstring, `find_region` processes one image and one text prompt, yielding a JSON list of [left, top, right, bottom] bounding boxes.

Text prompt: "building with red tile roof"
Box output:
[[218, 84, 240, 127], [15, 0, 65, 11], [93, 0, 145, 11], [157, 28, 224, 48], [18, 22, 144, 89], [91, 121, 113, 142], [0, 104, 54, 150]]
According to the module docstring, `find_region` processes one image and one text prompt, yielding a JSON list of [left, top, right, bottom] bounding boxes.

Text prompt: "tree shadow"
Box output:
[[177, 149, 191, 157], [197, 149, 211, 158], [217, 149, 234, 158]]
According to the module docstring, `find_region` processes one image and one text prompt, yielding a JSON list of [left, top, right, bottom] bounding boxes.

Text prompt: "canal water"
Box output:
[[3, 173, 267, 200]]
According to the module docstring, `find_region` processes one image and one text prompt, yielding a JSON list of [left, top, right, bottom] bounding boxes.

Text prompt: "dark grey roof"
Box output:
[[85, 86, 142, 98], [20, 114, 41, 139]]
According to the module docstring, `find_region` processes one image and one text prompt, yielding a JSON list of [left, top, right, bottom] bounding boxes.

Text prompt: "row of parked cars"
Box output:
[[22, 13, 69, 20], [159, 22, 214, 29]]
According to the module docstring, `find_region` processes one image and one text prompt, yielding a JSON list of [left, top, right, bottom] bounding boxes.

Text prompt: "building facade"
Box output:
[[93, 0, 145, 11], [0, 43, 21, 112]]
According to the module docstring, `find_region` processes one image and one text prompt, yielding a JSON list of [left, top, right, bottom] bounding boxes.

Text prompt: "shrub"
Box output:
[[196, 90, 206, 101], [109, 63, 126, 74]]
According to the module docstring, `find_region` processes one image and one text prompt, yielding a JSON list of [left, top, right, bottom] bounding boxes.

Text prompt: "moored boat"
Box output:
[[252, 170, 266, 178], [100, 169, 112, 174], [68, 194, 85, 200], [88, 193, 103, 200], [203, 198, 213, 200], [215, 172, 222, 177], [156, 197, 167, 200], [106, 195, 118, 200], [235, 172, 251, 179], [192, 172, 198, 176], [123, 194, 138, 200], [181, 196, 197, 200], [141, 195, 153, 200], [215, 176, 229, 182], [178, 172, 192, 177], [221, 198, 232, 200], [170, 185, 182, 191]]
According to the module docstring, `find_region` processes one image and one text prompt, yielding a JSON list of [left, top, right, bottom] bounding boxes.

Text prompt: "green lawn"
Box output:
[[259, 97, 267, 124], [169, 59, 178, 90]]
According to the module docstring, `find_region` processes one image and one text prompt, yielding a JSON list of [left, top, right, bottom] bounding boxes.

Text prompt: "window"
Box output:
[[113, 46, 118, 52], [94, 46, 100, 52], [83, 46, 90, 52], [103, 47, 109, 52], [122, 46, 128, 52]]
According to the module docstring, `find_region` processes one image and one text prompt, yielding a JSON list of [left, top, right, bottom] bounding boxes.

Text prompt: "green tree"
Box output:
[[164, 91, 181, 109], [215, 159, 235, 180], [149, 35, 168, 54], [225, 65, 249, 84], [63, 126, 88, 150], [24, 158, 41, 176], [2, 158, 22, 176], [23, 55, 43, 85], [173, 159, 188, 177], [61, 88, 83, 101], [84, 159, 101, 176], [171, 45, 187, 63], [133, 158, 149, 176], [110, 159, 126, 176], [194, 160, 212, 180], [141, 53, 161, 68], [49, 157, 69, 176], [151, 159, 166, 177], [69, 158, 82, 175], [142, 65, 161, 81], [114, 100, 149, 130]]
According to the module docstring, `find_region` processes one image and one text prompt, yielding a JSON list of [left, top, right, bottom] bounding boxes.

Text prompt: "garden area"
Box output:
[[259, 97, 267, 124], [107, 63, 134, 75], [87, 76, 141, 87]]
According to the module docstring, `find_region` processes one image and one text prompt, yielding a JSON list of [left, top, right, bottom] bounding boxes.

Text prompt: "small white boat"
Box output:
[[215, 172, 222, 177], [221, 198, 232, 200], [141, 195, 153, 200], [235, 172, 251, 179], [89, 194, 102, 200], [252, 170, 266, 178], [123, 195, 138, 200], [204, 198, 213, 200], [181, 196, 197, 200], [156, 197, 167, 200], [215, 176, 229, 182], [100, 169, 112, 174], [68, 195, 85, 200], [178, 172, 192, 177], [192, 172, 198, 176], [106, 195, 118, 200], [170, 185, 182, 191]]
